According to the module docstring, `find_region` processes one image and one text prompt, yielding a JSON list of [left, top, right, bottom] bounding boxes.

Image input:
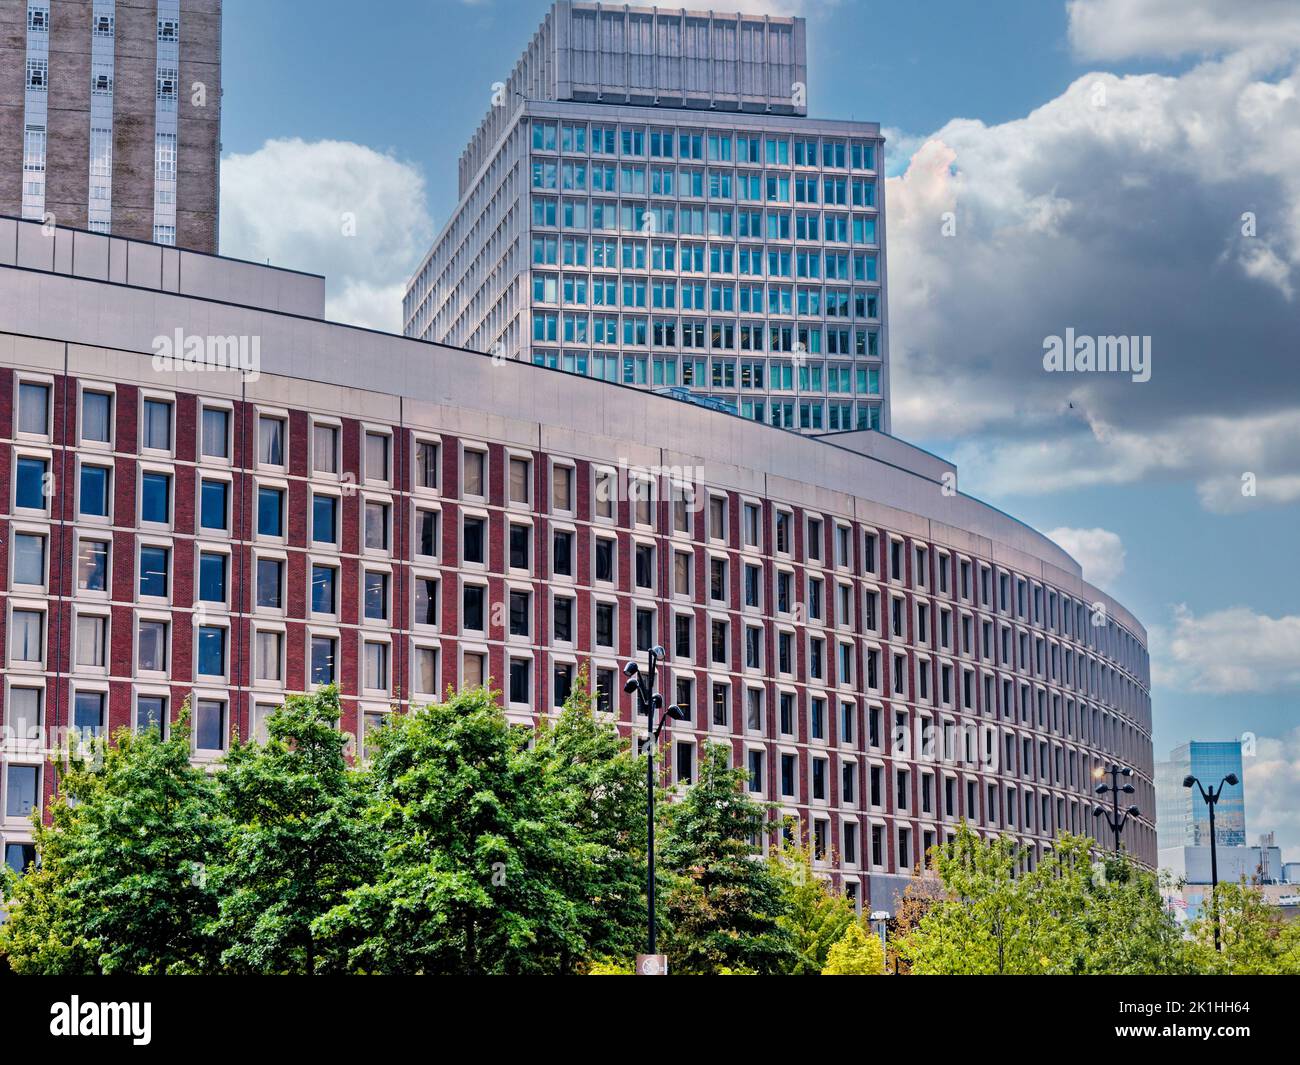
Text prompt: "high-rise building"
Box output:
[[1155, 740, 1246, 848], [1, 216, 1158, 904], [404, 1, 890, 434], [0, 0, 222, 251]]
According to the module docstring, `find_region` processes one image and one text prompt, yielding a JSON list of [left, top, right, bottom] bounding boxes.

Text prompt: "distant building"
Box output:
[[1160, 836, 1286, 923], [1, 0, 222, 251], [1155, 740, 1245, 848]]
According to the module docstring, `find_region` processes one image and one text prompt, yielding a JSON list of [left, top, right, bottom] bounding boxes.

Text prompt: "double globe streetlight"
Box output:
[[1183, 771, 1239, 952], [623, 646, 688, 968]]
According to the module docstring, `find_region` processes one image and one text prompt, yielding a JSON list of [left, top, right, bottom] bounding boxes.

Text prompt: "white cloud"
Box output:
[[1067, 0, 1300, 61], [884, 49, 1300, 510], [220, 138, 433, 333], [1151, 605, 1300, 693], [1245, 728, 1300, 855], [1046, 526, 1126, 587]]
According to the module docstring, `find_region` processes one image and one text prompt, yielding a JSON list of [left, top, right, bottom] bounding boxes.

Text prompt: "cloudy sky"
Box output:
[[218, 0, 1300, 855]]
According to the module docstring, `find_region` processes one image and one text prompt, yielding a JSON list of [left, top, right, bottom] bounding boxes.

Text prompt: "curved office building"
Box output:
[[0, 219, 1155, 906]]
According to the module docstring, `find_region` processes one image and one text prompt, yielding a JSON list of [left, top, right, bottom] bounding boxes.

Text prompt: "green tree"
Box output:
[[528, 667, 648, 972], [659, 742, 795, 974], [1191, 880, 1300, 974], [773, 841, 856, 974], [898, 826, 1091, 974], [898, 825, 1197, 975], [313, 686, 632, 974], [823, 921, 886, 975], [0, 708, 222, 974], [1065, 855, 1194, 975], [208, 687, 379, 974]]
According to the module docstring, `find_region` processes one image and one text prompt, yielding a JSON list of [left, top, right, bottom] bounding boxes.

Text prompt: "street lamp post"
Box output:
[[623, 646, 687, 972], [869, 910, 891, 974], [1092, 763, 1140, 852], [1183, 771, 1239, 952]]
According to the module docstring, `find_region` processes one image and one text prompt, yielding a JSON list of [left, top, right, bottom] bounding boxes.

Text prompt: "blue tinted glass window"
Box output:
[[197, 626, 225, 676], [139, 546, 169, 598], [17, 457, 48, 510], [200, 479, 228, 530], [198, 552, 226, 602], [313, 494, 337, 544], [311, 565, 335, 614], [258, 487, 284, 537], [79, 464, 109, 516], [141, 472, 170, 523]]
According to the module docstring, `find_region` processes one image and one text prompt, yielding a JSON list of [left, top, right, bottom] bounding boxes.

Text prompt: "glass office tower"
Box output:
[[1156, 741, 1246, 848], [404, 2, 890, 434]]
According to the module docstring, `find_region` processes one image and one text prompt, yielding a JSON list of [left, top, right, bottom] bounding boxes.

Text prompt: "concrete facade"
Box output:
[[0, 0, 221, 252], [0, 221, 1157, 899]]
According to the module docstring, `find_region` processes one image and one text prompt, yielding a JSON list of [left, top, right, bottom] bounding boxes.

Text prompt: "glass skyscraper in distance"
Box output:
[[1156, 741, 1246, 848], [403, 1, 890, 435]]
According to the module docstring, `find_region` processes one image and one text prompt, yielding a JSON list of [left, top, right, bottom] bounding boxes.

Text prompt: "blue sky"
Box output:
[[217, 0, 1300, 852]]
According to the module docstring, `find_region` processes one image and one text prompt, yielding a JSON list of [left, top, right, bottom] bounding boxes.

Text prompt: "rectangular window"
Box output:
[[509, 456, 531, 504], [200, 479, 228, 531], [138, 620, 168, 672], [258, 487, 284, 537], [5, 765, 39, 818], [311, 564, 337, 614], [142, 399, 172, 451], [414, 440, 439, 490], [365, 501, 390, 551], [202, 407, 230, 458], [258, 415, 286, 466], [312, 495, 338, 545], [12, 532, 46, 587], [256, 558, 284, 610], [141, 471, 171, 524], [463, 450, 486, 497], [77, 539, 108, 592], [80, 390, 112, 443], [18, 382, 50, 436], [17, 457, 49, 511], [366, 432, 390, 482], [311, 636, 337, 685], [139, 546, 169, 598], [73, 691, 106, 739], [195, 700, 227, 752], [136, 695, 166, 735], [198, 552, 227, 604], [197, 626, 226, 677], [364, 571, 389, 622], [509, 658, 531, 705], [415, 577, 439, 627], [75, 615, 106, 668], [364, 643, 389, 691]]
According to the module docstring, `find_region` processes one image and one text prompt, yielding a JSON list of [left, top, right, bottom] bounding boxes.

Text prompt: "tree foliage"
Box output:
[[773, 841, 856, 974], [1190, 880, 1300, 975], [822, 921, 886, 975], [897, 824, 1194, 975], [312, 683, 647, 974], [659, 742, 795, 975], [0, 706, 222, 974], [209, 687, 379, 974]]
